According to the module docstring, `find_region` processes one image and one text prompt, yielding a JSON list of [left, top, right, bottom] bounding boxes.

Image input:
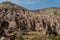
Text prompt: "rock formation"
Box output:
[[0, 1, 60, 40]]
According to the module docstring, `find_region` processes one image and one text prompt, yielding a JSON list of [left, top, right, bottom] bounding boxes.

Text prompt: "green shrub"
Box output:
[[31, 35, 47, 40], [32, 37, 42, 40], [48, 34, 60, 40]]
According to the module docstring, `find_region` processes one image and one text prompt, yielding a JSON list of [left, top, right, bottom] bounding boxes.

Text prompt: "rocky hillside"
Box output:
[[0, 1, 60, 40]]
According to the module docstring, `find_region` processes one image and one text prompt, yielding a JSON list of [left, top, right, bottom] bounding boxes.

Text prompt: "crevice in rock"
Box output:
[[30, 20, 36, 31], [46, 22, 52, 35], [42, 19, 46, 29]]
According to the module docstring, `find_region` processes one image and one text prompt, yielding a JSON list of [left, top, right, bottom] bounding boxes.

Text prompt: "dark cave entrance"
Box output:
[[46, 22, 58, 36], [1, 21, 9, 29]]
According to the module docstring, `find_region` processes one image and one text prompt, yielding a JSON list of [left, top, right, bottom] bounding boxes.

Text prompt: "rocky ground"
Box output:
[[0, 1, 60, 40]]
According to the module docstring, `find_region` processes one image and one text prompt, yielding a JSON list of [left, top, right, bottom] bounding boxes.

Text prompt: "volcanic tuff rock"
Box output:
[[0, 1, 60, 40]]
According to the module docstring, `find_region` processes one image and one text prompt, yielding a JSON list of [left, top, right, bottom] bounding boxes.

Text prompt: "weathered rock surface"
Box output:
[[0, 1, 60, 40]]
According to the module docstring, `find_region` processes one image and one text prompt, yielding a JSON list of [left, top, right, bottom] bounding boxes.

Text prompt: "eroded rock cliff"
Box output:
[[0, 1, 60, 40]]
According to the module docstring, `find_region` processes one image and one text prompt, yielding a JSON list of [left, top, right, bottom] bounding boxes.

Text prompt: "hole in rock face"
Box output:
[[5, 9, 8, 13], [1, 21, 9, 29], [46, 22, 58, 36], [46, 25, 52, 35], [46, 22, 52, 35], [52, 31, 58, 36]]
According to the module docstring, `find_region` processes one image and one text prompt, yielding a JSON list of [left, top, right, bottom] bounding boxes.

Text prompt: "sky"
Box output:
[[0, 0, 60, 10]]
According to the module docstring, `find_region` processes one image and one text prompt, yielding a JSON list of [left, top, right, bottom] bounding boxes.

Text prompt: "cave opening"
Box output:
[[46, 22, 58, 36], [1, 21, 9, 29]]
